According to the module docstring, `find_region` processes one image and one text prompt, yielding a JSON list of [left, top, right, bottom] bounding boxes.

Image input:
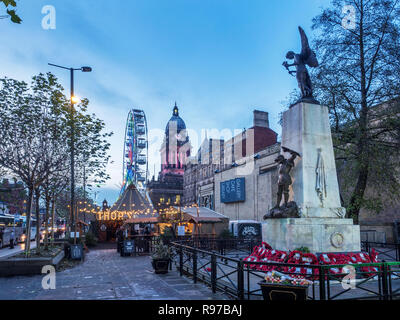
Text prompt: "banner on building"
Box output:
[[220, 178, 245, 203]]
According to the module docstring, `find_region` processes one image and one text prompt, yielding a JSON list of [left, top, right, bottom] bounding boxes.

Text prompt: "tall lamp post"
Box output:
[[48, 63, 92, 240]]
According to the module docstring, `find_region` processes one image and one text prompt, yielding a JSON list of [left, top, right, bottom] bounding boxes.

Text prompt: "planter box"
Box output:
[[0, 249, 65, 277], [258, 280, 308, 301], [152, 259, 169, 274]]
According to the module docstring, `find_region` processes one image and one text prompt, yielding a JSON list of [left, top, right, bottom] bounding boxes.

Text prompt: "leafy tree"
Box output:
[[0, 73, 70, 255], [0, 72, 113, 254], [0, 0, 21, 23], [311, 0, 400, 223]]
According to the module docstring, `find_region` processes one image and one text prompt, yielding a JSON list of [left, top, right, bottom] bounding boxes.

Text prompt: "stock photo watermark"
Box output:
[[41, 5, 56, 30], [41, 265, 56, 290], [342, 5, 356, 30], [341, 265, 356, 290]]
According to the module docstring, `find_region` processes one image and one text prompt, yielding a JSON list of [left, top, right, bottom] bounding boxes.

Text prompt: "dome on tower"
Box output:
[[165, 102, 187, 136]]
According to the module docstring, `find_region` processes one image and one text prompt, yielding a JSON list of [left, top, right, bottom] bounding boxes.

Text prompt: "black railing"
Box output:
[[170, 241, 400, 300], [361, 240, 400, 261]]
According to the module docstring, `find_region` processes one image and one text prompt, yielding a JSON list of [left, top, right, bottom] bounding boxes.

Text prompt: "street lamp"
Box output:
[[48, 63, 92, 243]]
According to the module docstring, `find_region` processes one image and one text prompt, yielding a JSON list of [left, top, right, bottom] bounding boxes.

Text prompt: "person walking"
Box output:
[[116, 227, 123, 253], [9, 230, 15, 249]]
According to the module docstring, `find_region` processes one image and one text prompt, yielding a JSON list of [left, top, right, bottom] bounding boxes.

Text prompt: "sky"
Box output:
[[0, 0, 330, 205]]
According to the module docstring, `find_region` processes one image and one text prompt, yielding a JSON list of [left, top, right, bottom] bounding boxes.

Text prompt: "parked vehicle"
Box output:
[[0, 214, 24, 248], [229, 220, 262, 240]]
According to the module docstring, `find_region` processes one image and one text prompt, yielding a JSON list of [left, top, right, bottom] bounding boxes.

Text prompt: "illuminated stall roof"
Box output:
[[173, 206, 229, 223], [97, 184, 158, 223]]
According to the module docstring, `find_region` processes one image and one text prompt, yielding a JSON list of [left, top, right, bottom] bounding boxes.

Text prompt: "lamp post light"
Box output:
[[48, 63, 92, 242]]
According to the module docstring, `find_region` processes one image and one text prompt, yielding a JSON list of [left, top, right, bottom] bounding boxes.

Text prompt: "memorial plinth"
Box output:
[[262, 102, 360, 253]]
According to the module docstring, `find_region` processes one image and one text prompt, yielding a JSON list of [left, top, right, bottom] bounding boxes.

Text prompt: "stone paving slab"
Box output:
[[0, 248, 228, 300]]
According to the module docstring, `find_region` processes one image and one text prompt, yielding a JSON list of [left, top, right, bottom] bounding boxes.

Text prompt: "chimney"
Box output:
[[253, 110, 269, 128]]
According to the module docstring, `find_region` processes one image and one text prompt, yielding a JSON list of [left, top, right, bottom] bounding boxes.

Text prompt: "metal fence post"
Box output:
[[193, 249, 197, 284], [319, 266, 326, 300], [179, 246, 183, 277], [211, 254, 217, 293], [237, 259, 244, 300], [397, 243, 400, 261], [381, 263, 389, 300]]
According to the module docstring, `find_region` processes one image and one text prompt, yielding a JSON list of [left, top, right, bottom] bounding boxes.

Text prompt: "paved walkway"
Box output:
[[0, 248, 228, 300], [0, 241, 37, 259]]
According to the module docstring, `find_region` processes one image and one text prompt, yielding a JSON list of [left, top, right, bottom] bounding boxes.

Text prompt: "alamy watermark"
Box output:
[[341, 265, 356, 290], [41, 5, 56, 30], [342, 5, 356, 30], [41, 265, 56, 290]]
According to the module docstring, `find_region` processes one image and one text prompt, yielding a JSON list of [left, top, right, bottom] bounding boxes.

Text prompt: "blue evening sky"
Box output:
[[1, 0, 330, 204]]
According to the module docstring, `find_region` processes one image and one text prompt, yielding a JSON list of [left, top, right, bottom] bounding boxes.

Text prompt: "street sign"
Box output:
[[123, 240, 135, 256], [177, 226, 185, 236]]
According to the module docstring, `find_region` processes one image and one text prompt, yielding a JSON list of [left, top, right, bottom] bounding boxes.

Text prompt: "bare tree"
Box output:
[[311, 0, 400, 223]]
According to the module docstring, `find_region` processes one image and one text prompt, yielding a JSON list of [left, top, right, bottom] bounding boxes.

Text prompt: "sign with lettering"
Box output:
[[220, 178, 245, 203], [123, 240, 135, 254]]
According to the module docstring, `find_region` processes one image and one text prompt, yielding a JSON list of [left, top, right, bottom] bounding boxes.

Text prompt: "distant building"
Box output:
[[148, 103, 191, 211], [183, 109, 278, 211]]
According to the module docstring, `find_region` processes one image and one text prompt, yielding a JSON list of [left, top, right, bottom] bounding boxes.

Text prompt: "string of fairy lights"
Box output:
[[71, 201, 201, 222]]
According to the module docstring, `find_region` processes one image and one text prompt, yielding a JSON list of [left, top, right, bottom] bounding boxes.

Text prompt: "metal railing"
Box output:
[[362, 240, 400, 261], [170, 240, 400, 300]]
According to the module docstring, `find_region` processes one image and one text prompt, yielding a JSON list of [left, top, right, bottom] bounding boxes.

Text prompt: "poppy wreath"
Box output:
[[352, 251, 379, 278], [253, 246, 269, 259], [251, 242, 272, 259], [258, 250, 288, 272], [283, 251, 319, 280], [262, 241, 272, 250], [243, 255, 259, 269], [318, 253, 350, 277]]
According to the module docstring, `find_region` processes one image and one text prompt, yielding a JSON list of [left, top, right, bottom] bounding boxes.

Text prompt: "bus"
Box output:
[[20, 216, 37, 243], [0, 214, 24, 248]]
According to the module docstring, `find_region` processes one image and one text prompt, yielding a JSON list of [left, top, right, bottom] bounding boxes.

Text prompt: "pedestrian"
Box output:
[[9, 230, 15, 249], [116, 227, 123, 253]]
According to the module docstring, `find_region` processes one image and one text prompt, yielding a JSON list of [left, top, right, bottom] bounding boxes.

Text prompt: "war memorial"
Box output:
[[0, 1, 400, 311], [262, 27, 361, 253]]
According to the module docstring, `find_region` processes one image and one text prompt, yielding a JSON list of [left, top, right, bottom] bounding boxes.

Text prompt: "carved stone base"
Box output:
[[264, 202, 300, 219], [262, 218, 361, 253]]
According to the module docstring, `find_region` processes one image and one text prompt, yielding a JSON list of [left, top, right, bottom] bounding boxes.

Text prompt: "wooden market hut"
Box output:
[[95, 184, 158, 242], [173, 206, 229, 238]]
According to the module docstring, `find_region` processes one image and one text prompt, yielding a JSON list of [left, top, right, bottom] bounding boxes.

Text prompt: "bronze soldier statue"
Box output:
[[274, 147, 300, 209], [264, 147, 301, 219]]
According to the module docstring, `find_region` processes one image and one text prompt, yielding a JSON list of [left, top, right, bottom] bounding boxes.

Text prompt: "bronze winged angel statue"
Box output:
[[283, 26, 319, 104]]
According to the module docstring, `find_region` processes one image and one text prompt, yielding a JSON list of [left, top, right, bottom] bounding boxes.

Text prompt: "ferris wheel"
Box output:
[[121, 109, 149, 196]]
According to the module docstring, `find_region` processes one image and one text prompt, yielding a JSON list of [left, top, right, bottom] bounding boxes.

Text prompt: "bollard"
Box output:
[[237, 259, 244, 300], [211, 254, 217, 293], [193, 249, 197, 284], [179, 246, 183, 277]]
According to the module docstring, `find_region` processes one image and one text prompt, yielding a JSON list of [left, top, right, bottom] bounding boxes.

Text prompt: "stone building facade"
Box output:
[[183, 110, 278, 212], [214, 143, 280, 221]]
